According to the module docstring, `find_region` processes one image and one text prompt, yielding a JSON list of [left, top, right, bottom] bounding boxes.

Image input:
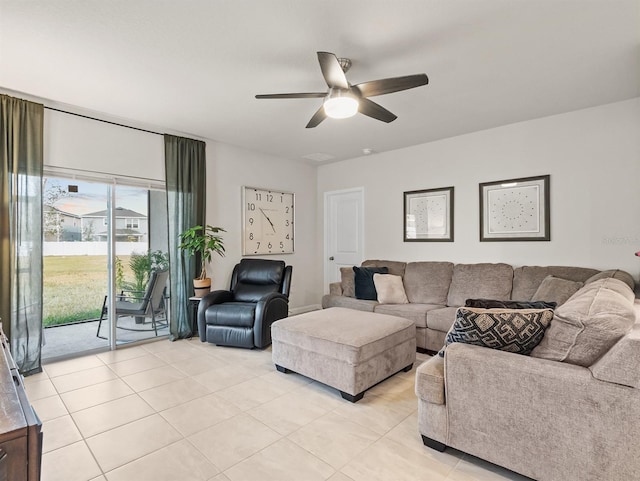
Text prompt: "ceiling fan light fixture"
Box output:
[[323, 91, 359, 119]]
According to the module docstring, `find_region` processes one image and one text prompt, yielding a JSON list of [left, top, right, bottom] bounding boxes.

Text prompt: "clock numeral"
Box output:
[[247, 203, 255, 211], [279, 242, 284, 249], [249, 217, 254, 225], [249, 233, 254, 240], [285, 206, 290, 213], [266, 194, 273, 202], [256, 242, 260, 249], [286, 234, 290, 240], [285, 220, 290, 226], [268, 242, 272, 249], [256, 193, 261, 201]]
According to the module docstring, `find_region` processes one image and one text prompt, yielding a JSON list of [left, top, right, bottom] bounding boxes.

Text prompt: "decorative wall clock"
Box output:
[[242, 186, 294, 255], [479, 175, 550, 241]]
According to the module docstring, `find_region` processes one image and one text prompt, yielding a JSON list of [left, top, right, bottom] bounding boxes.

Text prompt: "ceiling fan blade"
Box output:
[[255, 92, 326, 99], [305, 106, 327, 128], [353, 74, 428, 97], [317, 52, 349, 89], [358, 98, 397, 123]]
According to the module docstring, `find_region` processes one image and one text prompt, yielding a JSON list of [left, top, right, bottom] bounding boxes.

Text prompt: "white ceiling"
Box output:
[[1, 0, 639, 163]]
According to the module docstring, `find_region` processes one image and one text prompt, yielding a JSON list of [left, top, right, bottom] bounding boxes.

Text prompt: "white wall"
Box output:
[[45, 109, 165, 180], [317, 98, 640, 285], [205, 141, 320, 310]]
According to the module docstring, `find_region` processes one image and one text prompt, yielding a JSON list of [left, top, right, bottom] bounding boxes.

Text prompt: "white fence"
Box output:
[[43, 242, 149, 257]]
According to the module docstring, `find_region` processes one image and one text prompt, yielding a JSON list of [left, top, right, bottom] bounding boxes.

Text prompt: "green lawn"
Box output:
[[43, 256, 132, 327]]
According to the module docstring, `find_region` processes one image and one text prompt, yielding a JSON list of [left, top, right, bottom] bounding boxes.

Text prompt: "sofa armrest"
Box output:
[[415, 356, 445, 405], [329, 282, 343, 296], [442, 343, 640, 480]]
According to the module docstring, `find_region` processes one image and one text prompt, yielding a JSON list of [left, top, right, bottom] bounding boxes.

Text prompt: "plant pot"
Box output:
[[193, 278, 211, 298]]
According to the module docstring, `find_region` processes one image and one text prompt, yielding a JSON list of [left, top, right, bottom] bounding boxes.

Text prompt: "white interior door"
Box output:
[[324, 187, 364, 292]]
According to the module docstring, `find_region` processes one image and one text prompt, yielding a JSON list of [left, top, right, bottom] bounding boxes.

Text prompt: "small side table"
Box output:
[[188, 296, 201, 336]]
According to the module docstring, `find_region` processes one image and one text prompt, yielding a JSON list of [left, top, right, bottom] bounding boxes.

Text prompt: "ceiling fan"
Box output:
[[255, 51, 429, 128]]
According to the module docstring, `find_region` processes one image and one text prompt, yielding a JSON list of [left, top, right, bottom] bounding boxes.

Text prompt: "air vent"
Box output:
[[302, 152, 335, 162]]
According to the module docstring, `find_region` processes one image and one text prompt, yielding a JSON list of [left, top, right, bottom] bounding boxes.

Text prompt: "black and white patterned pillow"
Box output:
[[439, 307, 554, 357]]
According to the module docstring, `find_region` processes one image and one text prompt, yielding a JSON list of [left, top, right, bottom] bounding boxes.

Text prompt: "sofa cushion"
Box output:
[[426, 306, 459, 332], [585, 269, 635, 291], [374, 303, 443, 328], [415, 355, 445, 405], [532, 276, 583, 305], [403, 262, 454, 305], [373, 274, 409, 304], [511, 265, 600, 301], [340, 267, 356, 297], [362, 259, 407, 277], [531, 278, 636, 367], [466, 298, 557, 310], [447, 263, 513, 307], [440, 307, 554, 357], [321, 295, 378, 312], [353, 266, 388, 300]]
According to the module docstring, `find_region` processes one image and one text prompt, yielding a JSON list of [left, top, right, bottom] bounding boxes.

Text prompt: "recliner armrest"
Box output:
[[253, 292, 289, 349], [197, 290, 234, 341]]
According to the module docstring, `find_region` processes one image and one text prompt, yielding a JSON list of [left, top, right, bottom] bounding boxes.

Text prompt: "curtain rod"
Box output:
[[44, 106, 163, 136]]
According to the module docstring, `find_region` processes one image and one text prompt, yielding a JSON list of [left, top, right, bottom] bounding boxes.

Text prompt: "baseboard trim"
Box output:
[[288, 304, 322, 316]]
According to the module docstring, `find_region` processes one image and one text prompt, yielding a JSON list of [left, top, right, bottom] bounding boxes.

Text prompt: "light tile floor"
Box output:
[[27, 338, 533, 481]]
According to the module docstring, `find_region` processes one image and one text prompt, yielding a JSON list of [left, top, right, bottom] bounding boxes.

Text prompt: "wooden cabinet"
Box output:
[[0, 326, 42, 481]]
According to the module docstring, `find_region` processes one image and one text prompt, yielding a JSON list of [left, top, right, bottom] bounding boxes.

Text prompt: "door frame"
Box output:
[[323, 187, 365, 293]]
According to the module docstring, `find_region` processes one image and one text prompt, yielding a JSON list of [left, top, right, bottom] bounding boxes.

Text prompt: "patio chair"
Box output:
[[96, 269, 169, 339]]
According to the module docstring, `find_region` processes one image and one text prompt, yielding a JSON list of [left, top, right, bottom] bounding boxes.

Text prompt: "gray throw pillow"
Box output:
[[340, 267, 355, 297], [439, 307, 554, 357], [533, 275, 583, 305]]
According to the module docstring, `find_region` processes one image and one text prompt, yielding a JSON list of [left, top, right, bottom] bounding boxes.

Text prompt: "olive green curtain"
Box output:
[[164, 134, 206, 339], [0, 94, 44, 375]]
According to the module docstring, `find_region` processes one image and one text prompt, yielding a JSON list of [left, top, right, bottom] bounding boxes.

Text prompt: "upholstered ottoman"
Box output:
[[271, 307, 416, 402]]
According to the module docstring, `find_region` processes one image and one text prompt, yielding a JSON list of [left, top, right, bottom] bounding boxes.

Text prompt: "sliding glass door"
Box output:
[[42, 173, 168, 360]]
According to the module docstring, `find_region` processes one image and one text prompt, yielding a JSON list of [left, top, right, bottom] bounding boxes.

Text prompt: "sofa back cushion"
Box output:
[[511, 266, 600, 301], [532, 275, 583, 305], [446, 263, 513, 307], [361, 259, 407, 277], [585, 269, 635, 291], [403, 261, 454, 305], [531, 278, 636, 367]]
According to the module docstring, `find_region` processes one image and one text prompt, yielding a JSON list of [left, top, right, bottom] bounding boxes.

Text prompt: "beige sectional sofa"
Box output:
[[415, 277, 640, 480], [322, 260, 635, 352]]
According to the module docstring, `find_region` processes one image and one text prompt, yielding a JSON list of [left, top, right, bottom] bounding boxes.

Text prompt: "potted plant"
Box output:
[[178, 225, 226, 297]]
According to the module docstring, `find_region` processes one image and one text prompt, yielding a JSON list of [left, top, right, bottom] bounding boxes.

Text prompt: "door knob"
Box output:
[[329, 256, 334, 261]]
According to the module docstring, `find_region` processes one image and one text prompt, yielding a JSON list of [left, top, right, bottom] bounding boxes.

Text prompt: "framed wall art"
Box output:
[[479, 175, 550, 241], [404, 186, 454, 242]]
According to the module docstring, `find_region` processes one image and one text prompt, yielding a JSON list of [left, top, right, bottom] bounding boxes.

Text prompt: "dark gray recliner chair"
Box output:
[[197, 258, 292, 349]]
